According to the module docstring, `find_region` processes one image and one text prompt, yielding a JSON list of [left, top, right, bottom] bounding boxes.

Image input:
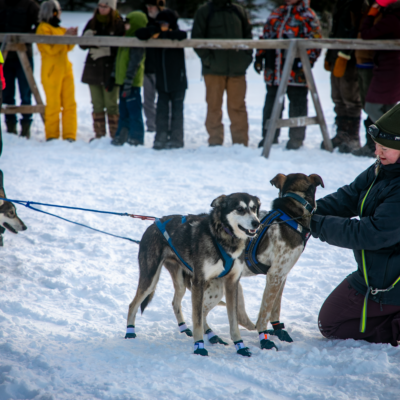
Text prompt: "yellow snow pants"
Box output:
[[37, 22, 77, 141]]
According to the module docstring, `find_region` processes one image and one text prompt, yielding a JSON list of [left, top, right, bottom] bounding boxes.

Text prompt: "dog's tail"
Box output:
[[140, 291, 155, 314]]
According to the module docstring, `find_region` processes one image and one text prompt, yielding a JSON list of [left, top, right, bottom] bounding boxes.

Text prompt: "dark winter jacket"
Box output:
[[80, 13, 125, 86], [191, 0, 253, 77], [311, 161, 400, 306], [136, 10, 187, 93], [143, 15, 157, 74], [361, 3, 400, 104], [0, 0, 39, 59]]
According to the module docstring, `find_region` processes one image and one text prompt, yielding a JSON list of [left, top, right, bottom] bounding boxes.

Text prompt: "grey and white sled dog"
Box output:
[[125, 193, 261, 357], [158, 173, 324, 352], [0, 171, 27, 245]]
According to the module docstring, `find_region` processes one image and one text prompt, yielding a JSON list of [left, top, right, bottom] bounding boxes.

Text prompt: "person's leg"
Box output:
[[89, 84, 106, 140], [286, 85, 308, 150], [260, 84, 282, 148], [204, 74, 225, 146], [126, 87, 144, 145], [167, 89, 186, 149], [111, 91, 129, 146], [154, 90, 170, 149], [143, 73, 157, 132], [43, 70, 62, 141], [319, 279, 400, 346], [17, 55, 33, 138], [2, 57, 17, 133], [226, 75, 248, 146], [60, 69, 77, 141], [103, 85, 119, 139], [0, 87, 2, 157]]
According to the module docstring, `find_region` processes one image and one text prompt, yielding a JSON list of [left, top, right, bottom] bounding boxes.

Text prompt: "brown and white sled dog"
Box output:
[[125, 193, 261, 357], [162, 173, 324, 351], [0, 171, 27, 245]]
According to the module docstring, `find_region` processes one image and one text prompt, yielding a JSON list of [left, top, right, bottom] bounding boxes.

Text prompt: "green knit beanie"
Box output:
[[372, 104, 400, 150]]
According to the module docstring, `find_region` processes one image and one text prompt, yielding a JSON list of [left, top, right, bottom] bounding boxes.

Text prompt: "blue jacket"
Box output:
[[311, 161, 400, 306]]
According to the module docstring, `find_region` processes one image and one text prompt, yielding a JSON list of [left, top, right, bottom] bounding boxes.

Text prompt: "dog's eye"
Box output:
[[237, 207, 244, 212]]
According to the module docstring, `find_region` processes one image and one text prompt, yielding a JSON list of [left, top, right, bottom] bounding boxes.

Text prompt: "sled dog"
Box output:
[[125, 193, 261, 357], [163, 173, 324, 351], [0, 171, 27, 237]]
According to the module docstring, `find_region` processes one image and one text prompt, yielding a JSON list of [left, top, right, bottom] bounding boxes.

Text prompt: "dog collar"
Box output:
[[283, 192, 315, 215]]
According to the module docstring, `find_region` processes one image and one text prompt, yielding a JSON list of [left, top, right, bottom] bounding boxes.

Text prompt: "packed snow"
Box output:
[[0, 12, 399, 400]]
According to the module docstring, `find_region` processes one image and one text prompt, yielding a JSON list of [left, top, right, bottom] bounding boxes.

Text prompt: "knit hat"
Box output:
[[368, 103, 400, 150], [155, 9, 178, 30], [376, 0, 398, 7], [125, 11, 148, 37], [98, 0, 117, 10]]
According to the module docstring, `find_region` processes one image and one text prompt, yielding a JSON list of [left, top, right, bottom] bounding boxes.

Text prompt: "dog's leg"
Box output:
[[224, 276, 251, 357], [164, 260, 193, 337], [270, 278, 286, 323], [191, 277, 208, 356], [237, 282, 256, 331]]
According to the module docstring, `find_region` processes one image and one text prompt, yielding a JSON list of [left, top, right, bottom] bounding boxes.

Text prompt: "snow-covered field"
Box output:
[[0, 12, 399, 400]]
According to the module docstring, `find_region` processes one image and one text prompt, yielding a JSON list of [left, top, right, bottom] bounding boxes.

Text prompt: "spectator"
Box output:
[[352, 0, 376, 158], [192, 0, 253, 147], [80, 0, 125, 141], [143, 0, 166, 133], [0, 49, 4, 156], [36, 0, 78, 142], [0, 0, 39, 138], [136, 9, 187, 149], [322, 0, 363, 153], [111, 11, 147, 146], [255, 0, 322, 150], [359, 0, 400, 154]]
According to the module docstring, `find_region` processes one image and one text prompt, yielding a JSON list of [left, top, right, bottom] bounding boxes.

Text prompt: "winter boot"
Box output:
[[165, 128, 184, 149], [321, 116, 351, 150], [6, 120, 17, 134], [338, 117, 361, 153], [258, 130, 280, 148], [90, 112, 106, 141], [111, 127, 128, 146], [107, 114, 119, 139], [352, 117, 376, 158], [153, 131, 168, 150], [20, 120, 32, 139], [286, 126, 305, 150]]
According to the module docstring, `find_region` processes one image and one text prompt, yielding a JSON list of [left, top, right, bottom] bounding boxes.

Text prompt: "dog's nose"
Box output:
[[251, 220, 260, 229]]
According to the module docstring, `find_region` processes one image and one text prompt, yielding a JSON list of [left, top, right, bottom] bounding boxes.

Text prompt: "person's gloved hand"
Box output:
[[333, 52, 351, 78], [254, 56, 263, 74], [83, 29, 96, 37], [121, 84, 131, 98], [105, 76, 115, 92], [90, 47, 111, 60]]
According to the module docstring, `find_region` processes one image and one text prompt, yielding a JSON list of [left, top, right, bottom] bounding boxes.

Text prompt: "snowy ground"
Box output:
[[0, 12, 399, 400]]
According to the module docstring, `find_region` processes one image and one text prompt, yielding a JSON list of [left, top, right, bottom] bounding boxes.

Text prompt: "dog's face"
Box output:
[[211, 193, 261, 239], [270, 173, 324, 209], [0, 196, 27, 234]]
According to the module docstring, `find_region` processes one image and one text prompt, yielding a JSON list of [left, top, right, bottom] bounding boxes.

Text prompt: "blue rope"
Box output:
[[0, 197, 143, 244]]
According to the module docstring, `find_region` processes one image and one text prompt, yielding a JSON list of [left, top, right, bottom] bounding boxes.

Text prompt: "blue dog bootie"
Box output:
[[125, 325, 136, 339], [178, 322, 193, 337], [266, 321, 294, 343], [194, 340, 208, 356], [234, 340, 251, 357], [259, 331, 278, 351], [206, 329, 228, 345]]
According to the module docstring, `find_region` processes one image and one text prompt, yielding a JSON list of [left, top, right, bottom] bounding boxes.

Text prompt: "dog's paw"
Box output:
[[234, 340, 252, 357], [260, 339, 278, 351], [179, 322, 193, 337], [194, 340, 208, 356], [209, 335, 228, 346], [181, 328, 193, 337], [125, 325, 136, 339], [267, 329, 293, 343]]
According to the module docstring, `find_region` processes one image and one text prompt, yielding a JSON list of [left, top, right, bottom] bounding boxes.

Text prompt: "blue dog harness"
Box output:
[[155, 216, 234, 278], [244, 209, 311, 275]]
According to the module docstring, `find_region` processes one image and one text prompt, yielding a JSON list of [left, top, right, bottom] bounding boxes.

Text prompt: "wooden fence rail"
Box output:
[[1, 34, 400, 157]]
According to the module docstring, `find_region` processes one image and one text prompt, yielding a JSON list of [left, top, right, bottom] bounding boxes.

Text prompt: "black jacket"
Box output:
[[0, 0, 39, 59], [136, 25, 187, 93], [80, 16, 125, 86], [311, 161, 400, 306]]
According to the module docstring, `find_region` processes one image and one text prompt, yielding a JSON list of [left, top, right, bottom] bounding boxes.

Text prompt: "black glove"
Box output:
[[254, 56, 263, 74], [105, 76, 115, 92], [292, 58, 302, 71], [121, 84, 131, 98]]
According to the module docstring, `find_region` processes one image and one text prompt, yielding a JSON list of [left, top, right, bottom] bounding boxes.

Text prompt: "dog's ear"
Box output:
[[211, 195, 227, 209], [254, 196, 261, 216], [0, 170, 5, 206], [309, 174, 325, 188], [270, 174, 287, 191]]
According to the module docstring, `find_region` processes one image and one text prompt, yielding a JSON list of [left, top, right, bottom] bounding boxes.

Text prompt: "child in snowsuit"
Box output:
[[136, 9, 187, 150], [111, 11, 147, 146], [37, 0, 78, 142]]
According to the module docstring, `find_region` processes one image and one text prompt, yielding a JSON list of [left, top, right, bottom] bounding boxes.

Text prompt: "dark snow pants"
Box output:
[[318, 279, 400, 346]]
